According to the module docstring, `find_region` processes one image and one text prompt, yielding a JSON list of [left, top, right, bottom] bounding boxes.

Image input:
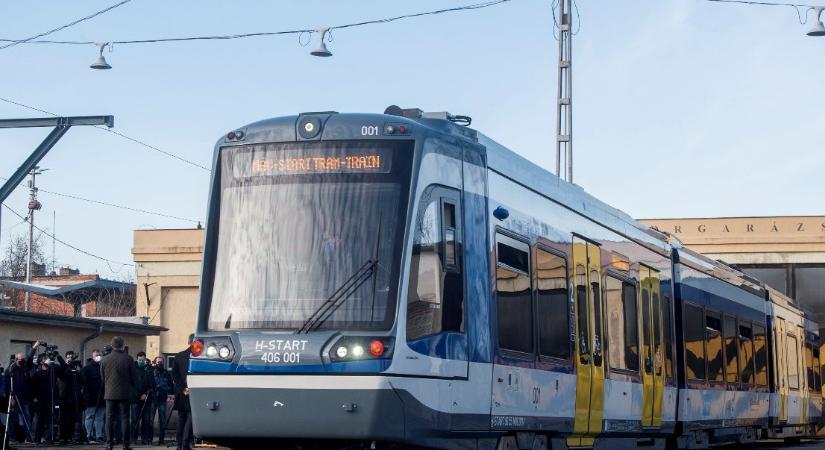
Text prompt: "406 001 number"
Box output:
[[260, 352, 301, 364]]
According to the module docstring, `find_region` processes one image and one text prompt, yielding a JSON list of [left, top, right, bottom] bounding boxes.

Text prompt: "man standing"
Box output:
[[32, 352, 64, 444], [100, 336, 136, 450], [80, 350, 105, 444], [130, 352, 154, 445], [3, 343, 37, 446], [171, 335, 193, 450], [57, 351, 82, 444], [150, 356, 173, 445]]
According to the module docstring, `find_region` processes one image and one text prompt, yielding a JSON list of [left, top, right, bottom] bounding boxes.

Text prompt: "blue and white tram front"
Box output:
[[188, 111, 487, 448]]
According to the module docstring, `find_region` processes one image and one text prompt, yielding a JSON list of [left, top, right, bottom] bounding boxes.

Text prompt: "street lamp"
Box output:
[[310, 28, 332, 57], [808, 7, 825, 37], [90, 42, 112, 69]]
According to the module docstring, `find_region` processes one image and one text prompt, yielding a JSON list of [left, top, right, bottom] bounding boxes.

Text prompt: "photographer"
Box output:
[[57, 351, 82, 444], [31, 348, 65, 444], [4, 342, 38, 445], [80, 349, 106, 444], [130, 352, 155, 445]]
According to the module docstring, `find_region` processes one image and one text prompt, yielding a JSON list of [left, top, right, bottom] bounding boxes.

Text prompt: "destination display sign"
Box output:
[[232, 145, 393, 178]]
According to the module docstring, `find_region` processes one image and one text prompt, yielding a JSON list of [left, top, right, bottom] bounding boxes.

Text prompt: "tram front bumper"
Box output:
[[188, 374, 405, 440]]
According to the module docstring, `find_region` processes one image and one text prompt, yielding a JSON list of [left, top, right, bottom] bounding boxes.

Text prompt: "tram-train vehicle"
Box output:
[[188, 107, 822, 449]]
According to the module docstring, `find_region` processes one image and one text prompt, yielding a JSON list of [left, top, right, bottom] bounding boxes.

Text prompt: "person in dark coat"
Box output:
[[100, 336, 136, 450], [171, 335, 194, 450], [31, 352, 64, 444], [57, 351, 82, 444], [149, 356, 173, 445], [3, 343, 37, 445], [130, 351, 155, 445], [80, 349, 106, 443]]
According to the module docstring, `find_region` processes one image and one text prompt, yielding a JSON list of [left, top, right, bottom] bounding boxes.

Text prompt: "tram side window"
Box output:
[[753, 324, 768, 387], [739, 324, 755, 385], [536, 248, 571, 360], [605, 276, 639, 372], [684, 304, 706, 381], [406, 187, 464, 341], [813, 348, 822, 392], [706, 312, 724, 383], [496, 233, 533, 355], [806, 342, 815, 392], [787, 335, 800, 390], [723, 315, 739, 384]]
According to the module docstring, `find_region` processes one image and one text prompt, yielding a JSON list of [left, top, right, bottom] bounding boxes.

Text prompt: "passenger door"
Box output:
[[568, 237, 604, 447], [776, 318, 789, 422], [639, 266, 665, 428]]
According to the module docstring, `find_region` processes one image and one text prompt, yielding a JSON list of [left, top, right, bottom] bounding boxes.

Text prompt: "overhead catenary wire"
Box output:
[[0, 0, 514, 47], [0, 0, 132, 50], [0, 96, 212, 172], [0, 176, 201, 224], [37, 188, 200, 224], [2, 203, 134, 268], [703, 0, 824, 24]]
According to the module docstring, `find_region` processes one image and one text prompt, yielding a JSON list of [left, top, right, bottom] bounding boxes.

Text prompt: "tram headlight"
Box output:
[[351, 345, 365, 358], [328, 337, 395, 362], [191, 336, 234, 362], [335, 346, 348, 359]]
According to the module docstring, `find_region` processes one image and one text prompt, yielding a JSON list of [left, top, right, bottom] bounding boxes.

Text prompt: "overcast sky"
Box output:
[[1, 0, 823, 279]]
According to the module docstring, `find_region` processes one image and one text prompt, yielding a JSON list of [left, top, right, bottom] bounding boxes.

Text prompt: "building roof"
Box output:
[[0, 278, 134, 304], [0, 308, 165, 335]]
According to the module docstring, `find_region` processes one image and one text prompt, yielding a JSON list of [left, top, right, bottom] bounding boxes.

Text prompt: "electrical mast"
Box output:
[[555, 0, 574, 183], [24, 167, 45, 311]]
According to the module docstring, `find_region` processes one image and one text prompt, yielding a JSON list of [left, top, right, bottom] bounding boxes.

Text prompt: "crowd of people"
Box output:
[[1, 336, 194, 450]]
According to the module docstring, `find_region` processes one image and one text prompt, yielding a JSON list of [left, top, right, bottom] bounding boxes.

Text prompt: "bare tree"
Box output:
[[0, 232, 46, 309], [0, 232, 46, 278]]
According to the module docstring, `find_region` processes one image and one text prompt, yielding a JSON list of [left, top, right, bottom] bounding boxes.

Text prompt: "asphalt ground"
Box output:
[[6, 440, 825, 450], [6, 439, 825, 450]]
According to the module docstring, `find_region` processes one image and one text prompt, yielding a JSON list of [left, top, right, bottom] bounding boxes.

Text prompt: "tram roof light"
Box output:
[[808, 7, 825, 37], [310, 28, 333, 57]]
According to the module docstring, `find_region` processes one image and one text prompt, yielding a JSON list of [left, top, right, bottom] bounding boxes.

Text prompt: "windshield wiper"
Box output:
[[297, 258, 379, 334]]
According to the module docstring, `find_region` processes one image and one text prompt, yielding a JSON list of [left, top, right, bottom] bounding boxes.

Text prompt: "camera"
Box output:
[[38, 341, 60, 360], [101, 345, 113, 356]]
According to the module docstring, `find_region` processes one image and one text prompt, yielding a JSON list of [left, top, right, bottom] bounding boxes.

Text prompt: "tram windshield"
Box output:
[[207, 141, 411, 331]]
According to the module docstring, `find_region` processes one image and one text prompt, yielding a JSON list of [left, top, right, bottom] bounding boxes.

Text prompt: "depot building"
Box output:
[[134, 216, 825, 356], [640, 216, 825, 324]]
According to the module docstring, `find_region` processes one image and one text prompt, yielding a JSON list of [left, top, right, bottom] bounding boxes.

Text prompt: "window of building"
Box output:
[[787, 335, 800, 390], [739, 324, 755, 385], [496, 233, 532, 355], [605, 276, 639, 372], [684, 304, 706, 381], [706, 312, 723, 383], [536, 248, 571, 361], [740, 266, 789, 295], [753, 324, 768, 386], [723, 315, 738, 384], [795, 267, 825, 312], [406, 186, 464, 341]]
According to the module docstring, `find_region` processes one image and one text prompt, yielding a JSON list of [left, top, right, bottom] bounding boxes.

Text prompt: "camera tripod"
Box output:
[[2, 374, 33, 450]]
